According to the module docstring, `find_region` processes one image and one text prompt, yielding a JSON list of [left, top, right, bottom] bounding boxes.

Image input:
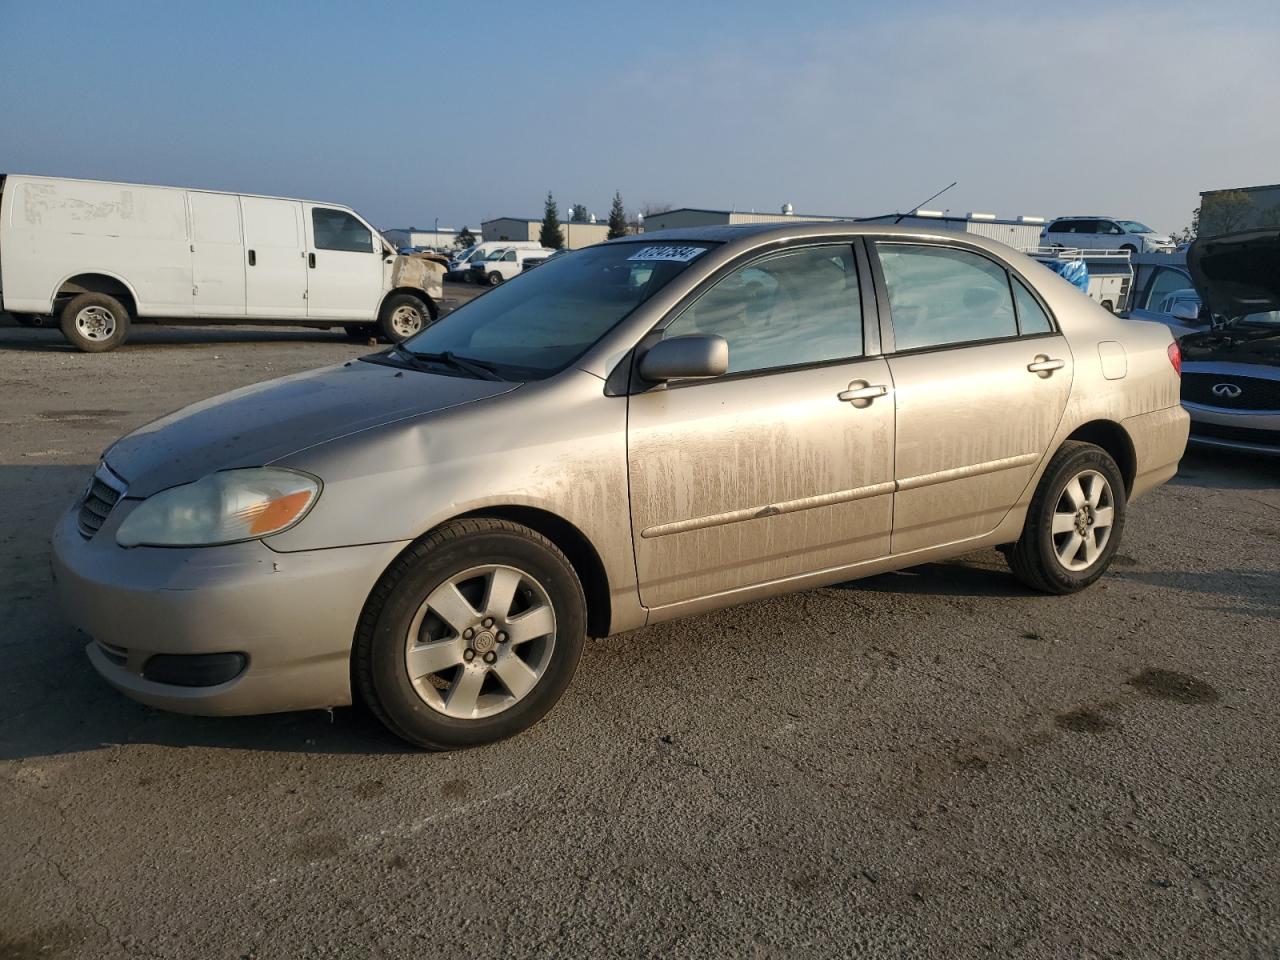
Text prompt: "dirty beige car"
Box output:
[[52, 224, 1189, 748]]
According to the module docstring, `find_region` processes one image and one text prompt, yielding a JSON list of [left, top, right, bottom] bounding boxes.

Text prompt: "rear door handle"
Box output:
[[1027, 355, 1065, 377], [837, 381, 888, 407], [308, 252, 316, 268], [247, 249, 256, 266]]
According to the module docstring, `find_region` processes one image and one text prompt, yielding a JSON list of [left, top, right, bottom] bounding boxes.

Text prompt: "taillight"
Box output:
[[1167, 341, 1182, 376]]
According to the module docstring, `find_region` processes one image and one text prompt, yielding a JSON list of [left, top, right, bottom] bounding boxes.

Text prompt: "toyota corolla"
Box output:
[[52, 224, 1189, 748]]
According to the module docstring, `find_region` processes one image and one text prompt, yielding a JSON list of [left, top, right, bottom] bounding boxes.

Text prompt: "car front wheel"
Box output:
[[1005, 441, 1126, 594], [354, 518, 587, 749]]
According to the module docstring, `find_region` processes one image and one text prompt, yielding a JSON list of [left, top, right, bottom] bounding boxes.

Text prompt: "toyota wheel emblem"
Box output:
[[1211, 383, 1242, 398]]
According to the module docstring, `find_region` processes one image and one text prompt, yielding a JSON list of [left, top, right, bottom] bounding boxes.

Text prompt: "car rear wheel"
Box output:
[[354, 518, 587, 750], [1005, 441, 1126, 595], [487, 272, 503, 286], [59, 293, 131, 353]]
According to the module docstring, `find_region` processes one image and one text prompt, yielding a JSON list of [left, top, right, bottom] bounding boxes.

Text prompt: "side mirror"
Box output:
[[638, 335, 729, 382], [1171, 302, 1200, 322]]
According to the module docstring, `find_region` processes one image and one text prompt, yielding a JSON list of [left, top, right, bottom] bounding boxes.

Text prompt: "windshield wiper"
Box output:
[[393, 345, 503, 381]]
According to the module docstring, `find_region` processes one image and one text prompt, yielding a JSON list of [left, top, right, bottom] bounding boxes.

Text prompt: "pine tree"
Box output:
[[454, 226, 476, 251], [607, 191, 627, 239], [539, 192, 564, 250]]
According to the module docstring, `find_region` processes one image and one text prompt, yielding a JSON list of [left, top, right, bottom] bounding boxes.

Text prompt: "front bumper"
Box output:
[[1185, 401, 1280, 456], [51, 506, 409, 716]]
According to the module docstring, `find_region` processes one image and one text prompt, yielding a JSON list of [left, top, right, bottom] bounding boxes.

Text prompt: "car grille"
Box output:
[[77, 463, 127, 539], [1190, 421, 1280, 448], [1182, 372, 1280, 410]]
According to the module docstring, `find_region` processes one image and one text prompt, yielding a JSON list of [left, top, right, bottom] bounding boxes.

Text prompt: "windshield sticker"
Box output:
[[627, 245, 708, 263]]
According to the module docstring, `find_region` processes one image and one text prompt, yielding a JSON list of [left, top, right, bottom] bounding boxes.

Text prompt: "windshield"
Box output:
[[484, 248, 511, 261], [1118, 220, 1154, 234], [1232, 310, 1280, 327], [400, 241, 716, 379], [454, 247, 477, 262]]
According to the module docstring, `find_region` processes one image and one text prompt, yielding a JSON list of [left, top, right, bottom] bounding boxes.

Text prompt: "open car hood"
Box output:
[[1186, 229, 1280, 320]]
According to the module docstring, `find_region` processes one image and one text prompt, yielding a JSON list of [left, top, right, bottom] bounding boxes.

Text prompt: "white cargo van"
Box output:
[[0, 174, 444, 351], [468, 246, 557, 285], [446, 240, 544, 281]]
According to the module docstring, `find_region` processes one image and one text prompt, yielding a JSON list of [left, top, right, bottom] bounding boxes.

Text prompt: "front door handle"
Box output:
[[308, 252, 316, 268], [247, 249, 256, 266], [1027, 355, 1065, 377], [837, 381, 888, 407]]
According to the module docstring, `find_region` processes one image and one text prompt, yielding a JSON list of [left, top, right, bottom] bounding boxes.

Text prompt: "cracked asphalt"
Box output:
[[1, 304, 1278, 959]]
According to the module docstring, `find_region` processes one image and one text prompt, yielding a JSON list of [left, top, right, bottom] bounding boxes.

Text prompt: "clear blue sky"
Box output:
[[3, 0, 1277, 234]]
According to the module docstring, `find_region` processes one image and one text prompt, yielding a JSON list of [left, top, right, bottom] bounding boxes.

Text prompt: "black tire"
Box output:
[[1006, 441, 1127, 595], [342, 323, 378, 342], [59, 293, 131, 353], [486, 271, 503, 286], [1100, 300, 1115, 313], [1120, 244, 1137, 255], [377, 293, 432, 343], [354, 517, 587, 750]]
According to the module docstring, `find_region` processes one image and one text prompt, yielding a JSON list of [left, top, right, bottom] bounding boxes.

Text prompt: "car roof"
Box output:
[[605, 221, 1031, 254]]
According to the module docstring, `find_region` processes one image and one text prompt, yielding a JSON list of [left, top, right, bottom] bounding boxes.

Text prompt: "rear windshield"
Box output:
[[398, 241, 716, 379]]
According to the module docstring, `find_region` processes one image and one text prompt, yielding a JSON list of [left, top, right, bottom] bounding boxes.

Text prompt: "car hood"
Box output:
[[104, 358, 519, 497], [1186, 229, 1280, 321]]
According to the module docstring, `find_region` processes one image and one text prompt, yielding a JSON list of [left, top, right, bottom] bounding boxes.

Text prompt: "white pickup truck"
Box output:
[[0, 173, 444, 351]]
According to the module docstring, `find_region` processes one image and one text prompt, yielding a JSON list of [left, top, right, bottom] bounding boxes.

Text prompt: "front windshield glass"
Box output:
[[454, 247, 476, 262], [1234, 310, 1280, 327], [1118, 220, 1153, 234], [399, 241, 716, 379], [484, 248, 511, 261]]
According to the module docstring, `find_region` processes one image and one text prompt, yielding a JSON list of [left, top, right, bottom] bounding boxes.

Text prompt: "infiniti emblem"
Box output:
[[1212, 383, 1242, 399]]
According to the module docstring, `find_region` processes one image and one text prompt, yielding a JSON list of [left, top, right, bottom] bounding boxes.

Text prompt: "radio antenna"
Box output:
[[893, 181, 957, 224]]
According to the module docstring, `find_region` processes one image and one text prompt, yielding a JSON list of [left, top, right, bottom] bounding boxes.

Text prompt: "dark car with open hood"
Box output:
[[1178, 230, 1280, 455]]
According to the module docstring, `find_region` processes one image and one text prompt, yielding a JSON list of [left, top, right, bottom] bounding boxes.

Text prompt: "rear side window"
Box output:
[[1012, 277, 1053, 334], [311, 208, 373, 253], [876, 244, 1017, 351], [1050, 220, 1075, 233], [664, 244, 863, 375]]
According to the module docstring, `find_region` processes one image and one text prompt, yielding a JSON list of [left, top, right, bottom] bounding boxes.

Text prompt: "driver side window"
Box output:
[[663, 245, 863, 375]]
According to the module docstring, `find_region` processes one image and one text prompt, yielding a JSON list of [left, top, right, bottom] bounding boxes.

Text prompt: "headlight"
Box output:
[[116, 468, 320, 548]]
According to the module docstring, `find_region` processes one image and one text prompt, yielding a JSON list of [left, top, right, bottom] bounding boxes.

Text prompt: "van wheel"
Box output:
[[354, 518, 587, 750], [486, 272, 503, 286], [378, 294, 429, 342], [1006, 441, 1126, 595], [1100, 300, 1114, 313], [60, 293, 131, 353]]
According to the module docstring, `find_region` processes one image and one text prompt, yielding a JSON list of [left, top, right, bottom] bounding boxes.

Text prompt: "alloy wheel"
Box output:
[[1051, 469, 1115, 572], [403, 564, 557, 719]]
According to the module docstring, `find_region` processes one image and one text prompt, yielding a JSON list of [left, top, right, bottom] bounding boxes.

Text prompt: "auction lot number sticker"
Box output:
[[627, 245, 708, 263]]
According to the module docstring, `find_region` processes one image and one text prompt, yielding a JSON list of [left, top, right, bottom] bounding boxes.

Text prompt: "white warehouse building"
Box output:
[[643, 205, 1047, 252]]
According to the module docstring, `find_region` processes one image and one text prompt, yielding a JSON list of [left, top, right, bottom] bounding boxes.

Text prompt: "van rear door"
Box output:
[[241, 196, 307, 317], [303, 204, 382, 320], [189, 191, 246, 316]]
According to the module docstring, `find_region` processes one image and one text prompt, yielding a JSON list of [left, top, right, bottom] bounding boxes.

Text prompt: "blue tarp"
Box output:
[[1041, 259, 1090, 293]]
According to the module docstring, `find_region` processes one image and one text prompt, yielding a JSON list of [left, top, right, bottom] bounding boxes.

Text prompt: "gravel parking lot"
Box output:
[[1, 300, 1278, 959]]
